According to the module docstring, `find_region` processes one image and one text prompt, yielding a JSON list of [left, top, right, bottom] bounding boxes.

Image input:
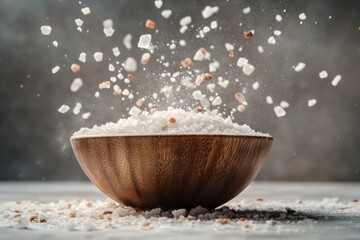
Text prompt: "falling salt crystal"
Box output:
[[112, 47, 120, 57], [52, 66, 60, 74], [108, 64, 115, 72], [210, 21, 218, 29], [95, 91, 100, 98], [225, 43, 234, 51], [280, 101, 290, 108], [274, 30, 282, 36], [79, 52, 86, 63], [299, 13, 307, 20], [123, 34, 132, 50], [99, 81, 111, 89], [161, 10, 172, 19], [81, 7, 91, 15], [252, 81, 259, 90], [129, 106, 142, 117], [94, 52, 103, 62], [237, 57, 248, 68], [258, 46, 264, 53], [75, 18, 83, 27], [268, 36, 276, 44], [138, 34, 152, 49], [180, 16, 192, 26], [266, 96, 273, 104], [276, 14, 283, 22], [294, 62, 306, 72], [58, 105, 70, 114], [73, 102, 82, 115], [319, 70, 328, 79], [274, 106, 286, 117], [332, 75, 342, 86], [212, 96, 222, 106], [40, 25, 52, 35], [70, 78, 83, 92], [52, 41, 58, 47], [209, 61, 220, 72], [82, 112, 91, 119], [202, 6, 219, 19], [243, 7, 251, 14], [243, 63, 255, 75], [308, 99, 317, 107], [123, 57, 137, 72], [154, 0, 163, 9]]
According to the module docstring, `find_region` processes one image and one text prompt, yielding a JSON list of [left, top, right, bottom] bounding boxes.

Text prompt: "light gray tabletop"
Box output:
[[0, 182, 359, 239]]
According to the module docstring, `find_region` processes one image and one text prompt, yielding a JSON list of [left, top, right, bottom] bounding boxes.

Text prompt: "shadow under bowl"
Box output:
[[70, 134, 273, 210]]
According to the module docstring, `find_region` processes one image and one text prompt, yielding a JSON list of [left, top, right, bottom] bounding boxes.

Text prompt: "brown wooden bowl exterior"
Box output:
[[70, 135, 272, 210]]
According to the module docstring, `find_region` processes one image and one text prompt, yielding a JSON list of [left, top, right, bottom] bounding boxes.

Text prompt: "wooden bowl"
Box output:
[[70, 135, 273, 210]]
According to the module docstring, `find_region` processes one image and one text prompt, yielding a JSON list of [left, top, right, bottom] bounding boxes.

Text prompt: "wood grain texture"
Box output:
[[70, 135, 273, 210]]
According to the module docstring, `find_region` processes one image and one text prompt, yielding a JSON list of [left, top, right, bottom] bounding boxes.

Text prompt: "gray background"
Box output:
[[0, 0, 359, 181]]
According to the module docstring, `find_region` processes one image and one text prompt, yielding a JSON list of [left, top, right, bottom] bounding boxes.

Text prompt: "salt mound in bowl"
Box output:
[[70, 109, 273, 209]]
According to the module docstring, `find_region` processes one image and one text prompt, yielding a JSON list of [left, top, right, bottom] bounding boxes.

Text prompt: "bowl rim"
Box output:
[[70, 134, 273, 140]]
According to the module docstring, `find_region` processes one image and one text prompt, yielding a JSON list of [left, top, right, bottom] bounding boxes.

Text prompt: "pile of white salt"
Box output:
[[73, 108, 269, 137]]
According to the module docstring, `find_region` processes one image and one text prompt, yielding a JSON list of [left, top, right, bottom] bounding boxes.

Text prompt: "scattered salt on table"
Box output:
[[243, 7, 251, 14], [71, 64, 81, 73], [294, 62, 306, 72], [280, 101, 290, 108], [99, 81, 111, 89], [308, 99, 317, 107], [202, 6, 219, 19], [94, 52, 103, 62], [112, 47, 120, 57], [40, 25, 52, 35], [79, 52, 86, 63], [299, 13, 307, 20], [332, 75, 342, 86], [73, 103, 82, 115], [82, 112, 91, 119], [52, 66, 60, 74], [58, 105, 70, 114], [276, 14, 283, 22], [75, 18, 83, 27], [274, 106, 286, 117], [268, 36, 276, 44], [129, 106, 142, 117], [123, 34, 132, 50], [123, 57, 137, 72], [180, 16, 192, 26], [319, 70, 328, 79], [252, 82, 259, 90], [161, 10, 172, 19], [266, 96, 273, 104], [138, 34, 152, 49], [70, 78, 83, 92], [81, 7, 91, 15], [52, 41, 58, 47], [154, 0, 163, 9]]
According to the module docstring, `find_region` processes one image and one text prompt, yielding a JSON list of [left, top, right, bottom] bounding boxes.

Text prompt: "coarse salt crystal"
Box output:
[[193, 48, 206, 61], [179, 40, 186, 46], [81, 7, 91, 15], [218, 80, 229, 88], [308, 99, 317, 107], [202, 6, 219, 19], [58, 105, 70, 114], [95, 91, 100, 98], [123, 34, 132, 50], [266, 96, 273, 104], [70, 78, 83, 92], [108, 64, 115, 72], [71, 64, 81, 73], [179, 25, 188, 34], [212, 96, 222, 106], [210, 21, 218, 29], [104, 27, 115, 37], [112, 47, 120, 57], [203, 26, 210, 33], [276, 14, 283, 22], [73, 102, 82, 115], [319, 70, 328, 79], [99, 81, 111, 89], [94, 52, 103, 62], [82, 112, 91, 119], [103, 19, 113, 28], [274, 30, 282, 36], [243, 7, 251, 14], [52, 66, 60, 74], [225, 43, 234, 51], [141, 52, 151, 64], [79, 52, 86, 63], [110, 77, 117, 82], [294, 62, 306, 72], [146, 20, 157, 29], [268, 36, 276, 44], [280, 101, 290, 108], [237, 105, 246, 112], [52, 41, 58, 47], [181, 58, 192, 68], [154, 0, 163, 9], [138, 34, 152, 49], [129, 106, 141, 117], [237, 57, 248, 68], [235, 92, 246, 102], [332, 75, 342, 86], [252, 81, 259, 90], [123, 57, 137, 72], [209, 61, 220, 72], [243, 63, 255, 75], [75, 18, 83, 27], [161, 10, 172, 19], [274, 106, 286, 117], [40, 25, 52, 35], [180, 16, 192, 26], [258, 46, 264, 53], [299, 13, 307, 20]]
